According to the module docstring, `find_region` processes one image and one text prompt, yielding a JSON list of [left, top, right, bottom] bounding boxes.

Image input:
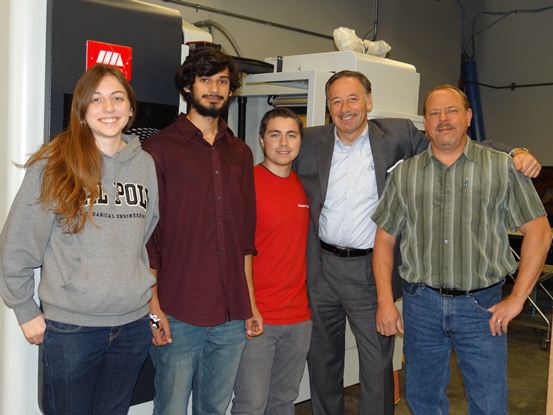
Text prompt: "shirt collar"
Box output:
[[333, 124, 369, 151], [463, 137, 479, 162], [176, 113, 232, 144], [423, 135, 474, 167]]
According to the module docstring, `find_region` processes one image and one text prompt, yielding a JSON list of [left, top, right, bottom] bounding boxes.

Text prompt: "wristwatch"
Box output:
[[508, 147, 529, 157], [149, 313, 161, 329]]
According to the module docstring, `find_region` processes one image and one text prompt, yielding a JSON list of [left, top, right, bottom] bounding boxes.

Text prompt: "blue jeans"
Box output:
[[150, 317, 246, 415], [403, 282, 507, 415], [42, 316, 151, 415], [232, 320, 312, 415]]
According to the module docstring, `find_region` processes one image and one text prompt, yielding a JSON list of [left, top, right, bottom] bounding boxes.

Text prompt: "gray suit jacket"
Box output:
[[295, 118, 429, 299]]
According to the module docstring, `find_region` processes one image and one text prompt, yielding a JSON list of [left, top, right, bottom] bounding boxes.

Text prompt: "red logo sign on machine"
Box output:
[[86, 40, 133, 80]]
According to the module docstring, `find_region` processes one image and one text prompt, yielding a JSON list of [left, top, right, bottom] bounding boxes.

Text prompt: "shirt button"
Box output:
[[443, 239, 449, 245], [215, 170, 220, 174]]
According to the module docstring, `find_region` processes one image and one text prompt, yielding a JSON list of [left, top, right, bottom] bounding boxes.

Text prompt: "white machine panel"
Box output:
[[273, 50, 420, 118]]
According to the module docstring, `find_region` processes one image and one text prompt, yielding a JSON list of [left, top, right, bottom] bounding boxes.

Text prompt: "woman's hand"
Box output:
[[20, 314, 46, 345]]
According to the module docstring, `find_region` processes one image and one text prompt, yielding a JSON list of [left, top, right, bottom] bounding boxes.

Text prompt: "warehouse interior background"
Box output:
[[144, 0, 553, 165]]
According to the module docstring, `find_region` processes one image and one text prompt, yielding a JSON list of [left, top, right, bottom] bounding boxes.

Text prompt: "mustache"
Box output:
[[202, 94, 224, 100], [339, 111, 357, 118], [436, 123, 454, 130]]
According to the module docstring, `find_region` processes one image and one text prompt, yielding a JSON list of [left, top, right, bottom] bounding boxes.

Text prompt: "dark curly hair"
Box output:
[[175, 46, 242, 100]]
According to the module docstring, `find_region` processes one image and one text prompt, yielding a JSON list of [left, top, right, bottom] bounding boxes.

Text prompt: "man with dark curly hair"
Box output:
[[144, 46, 262, 415]]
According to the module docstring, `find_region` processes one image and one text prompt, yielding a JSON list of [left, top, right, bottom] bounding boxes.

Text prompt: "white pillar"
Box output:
[[0, 0, 47, 414]]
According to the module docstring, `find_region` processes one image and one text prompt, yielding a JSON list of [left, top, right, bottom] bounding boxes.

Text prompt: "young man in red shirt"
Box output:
[[232, 108, 311, 415]]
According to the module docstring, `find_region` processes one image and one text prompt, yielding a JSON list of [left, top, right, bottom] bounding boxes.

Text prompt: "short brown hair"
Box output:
[[423, 84, 470, 115], [259, 108, 303, 138], [325, 70, 372, 98]]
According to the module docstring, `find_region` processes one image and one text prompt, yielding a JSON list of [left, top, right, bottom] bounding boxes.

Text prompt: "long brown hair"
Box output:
[[25, 64, 136, 233]]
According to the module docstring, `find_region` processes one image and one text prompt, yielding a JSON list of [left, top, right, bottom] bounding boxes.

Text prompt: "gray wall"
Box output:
[[464, 0, 553, 165], [144, 0, 460, 113], [376, 0, 460, 111]]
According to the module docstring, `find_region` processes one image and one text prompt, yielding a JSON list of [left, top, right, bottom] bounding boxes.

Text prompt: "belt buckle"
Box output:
[[439, 287, 455, 297], [332, 244, 349, 257]]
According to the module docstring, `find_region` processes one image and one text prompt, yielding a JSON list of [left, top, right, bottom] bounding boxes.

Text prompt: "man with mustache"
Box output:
[[372, 84, 551, 414], [294, 71, 541, 415], [144, 47, 262, 415]]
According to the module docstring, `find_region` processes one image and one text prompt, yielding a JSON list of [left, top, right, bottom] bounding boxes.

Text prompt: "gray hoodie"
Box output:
[[0, 136, 159, 327]]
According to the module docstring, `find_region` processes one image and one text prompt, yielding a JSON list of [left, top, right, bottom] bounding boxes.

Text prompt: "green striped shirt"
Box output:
[[372, 139, 546, 290]]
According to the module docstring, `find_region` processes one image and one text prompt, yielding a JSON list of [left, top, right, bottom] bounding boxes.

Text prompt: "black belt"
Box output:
[[320, 240, 372, 258], [424, 280, 503, 297]]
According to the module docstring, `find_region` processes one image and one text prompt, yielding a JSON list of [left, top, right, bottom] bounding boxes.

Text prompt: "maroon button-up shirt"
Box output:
[[144, 114, 255, 326]]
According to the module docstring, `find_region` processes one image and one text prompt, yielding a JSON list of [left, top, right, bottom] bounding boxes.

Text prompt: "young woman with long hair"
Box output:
[[0, 64, 159, 414]]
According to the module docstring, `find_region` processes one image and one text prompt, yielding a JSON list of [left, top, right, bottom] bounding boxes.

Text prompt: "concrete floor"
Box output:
[[295, 321, 548, 414]]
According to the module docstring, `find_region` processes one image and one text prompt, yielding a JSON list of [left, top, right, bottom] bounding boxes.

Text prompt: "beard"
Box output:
[[189, 91, 230, 118]]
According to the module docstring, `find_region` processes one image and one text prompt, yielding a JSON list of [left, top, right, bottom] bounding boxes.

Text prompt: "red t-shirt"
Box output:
[[253, 165, 311, 324]]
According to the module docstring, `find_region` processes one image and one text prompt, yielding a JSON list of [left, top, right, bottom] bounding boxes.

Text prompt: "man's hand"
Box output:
[[245, 307, 263, 339], [243, 254, 263, 339], [20, 314, 46, 345], [151, 309, 172, 346], [373, 228, 401, 337], [512, 150, 541, 178], [487, 295, 526, 336], [148, 271, 172, 346], [376, 301, 404, 337]]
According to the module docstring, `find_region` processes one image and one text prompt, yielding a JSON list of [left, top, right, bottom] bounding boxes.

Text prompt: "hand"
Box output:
[[376, 301, 403, 337], [245, 308, 263, 339], [512, 150, 541, 178], [20, 314, 46, 345], [150, 309, 172, 346], [487, 295, 526, 336]]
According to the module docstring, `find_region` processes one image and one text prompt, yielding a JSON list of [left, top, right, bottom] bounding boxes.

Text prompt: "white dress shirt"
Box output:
[[319, 125, 379, 249]]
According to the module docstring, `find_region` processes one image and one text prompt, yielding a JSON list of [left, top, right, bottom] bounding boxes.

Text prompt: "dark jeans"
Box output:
[[42, 316, 151, 415]]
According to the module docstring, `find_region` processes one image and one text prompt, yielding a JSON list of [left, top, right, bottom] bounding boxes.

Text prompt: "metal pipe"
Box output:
[[271, 96, 308, 107], [194, 20, 243, 56], [237, 96, 247, 141], [462, 79, 553, 90], [372, 0, 379, 41], [163, 0, 334, 40]]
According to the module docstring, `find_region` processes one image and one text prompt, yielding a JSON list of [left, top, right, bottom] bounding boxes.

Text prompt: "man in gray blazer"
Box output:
[[294, 70, 540, 415]]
